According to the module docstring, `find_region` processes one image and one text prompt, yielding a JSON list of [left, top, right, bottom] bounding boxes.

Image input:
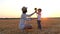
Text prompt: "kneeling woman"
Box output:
[[19, 7, 36, 31]]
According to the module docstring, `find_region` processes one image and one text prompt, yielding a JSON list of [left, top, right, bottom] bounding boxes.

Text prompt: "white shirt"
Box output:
[[19, 14, 31, 29], [19, 12, 35, 29], [37, 13, 41, 20]]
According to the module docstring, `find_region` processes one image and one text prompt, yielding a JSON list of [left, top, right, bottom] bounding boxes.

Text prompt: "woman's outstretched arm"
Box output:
[[27, 12, 36, 17]]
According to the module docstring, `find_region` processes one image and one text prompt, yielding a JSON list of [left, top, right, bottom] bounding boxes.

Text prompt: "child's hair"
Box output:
[[22, 7, 27, 14], [38, 8, 42, 12]]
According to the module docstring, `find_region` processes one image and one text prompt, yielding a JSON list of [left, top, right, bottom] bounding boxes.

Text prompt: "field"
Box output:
[[0, 18, 60, 34]]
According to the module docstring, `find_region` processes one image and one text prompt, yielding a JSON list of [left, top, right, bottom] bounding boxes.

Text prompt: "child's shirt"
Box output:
[[37, 12, 41, 20]]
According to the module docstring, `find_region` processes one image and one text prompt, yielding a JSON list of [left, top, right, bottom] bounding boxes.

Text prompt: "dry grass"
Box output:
[[0, 18, 60, 34]]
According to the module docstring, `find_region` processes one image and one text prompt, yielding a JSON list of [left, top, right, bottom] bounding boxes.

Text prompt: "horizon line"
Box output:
[[0, 17, 60, 18]]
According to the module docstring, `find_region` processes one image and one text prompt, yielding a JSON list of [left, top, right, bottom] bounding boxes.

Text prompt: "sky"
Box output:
[[0, 0, 60, 18]]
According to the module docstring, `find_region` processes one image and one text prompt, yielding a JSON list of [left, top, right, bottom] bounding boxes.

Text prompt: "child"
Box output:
[[35, 8, 42, 29], [19, 7, 36, 31]]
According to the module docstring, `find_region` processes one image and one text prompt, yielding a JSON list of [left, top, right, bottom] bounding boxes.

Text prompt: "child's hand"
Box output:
[[34, 8, 37, 10], [34, 8, 37, 13]]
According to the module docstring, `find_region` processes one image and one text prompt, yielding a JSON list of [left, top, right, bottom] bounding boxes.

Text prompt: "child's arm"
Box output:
[[37, 12, 41, 15]]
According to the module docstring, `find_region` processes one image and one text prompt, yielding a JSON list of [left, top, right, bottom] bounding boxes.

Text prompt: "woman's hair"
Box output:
[[22, 7, 27, 14]]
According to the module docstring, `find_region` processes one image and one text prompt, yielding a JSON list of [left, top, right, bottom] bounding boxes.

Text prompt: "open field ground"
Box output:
[[0, 18, 60, 34]]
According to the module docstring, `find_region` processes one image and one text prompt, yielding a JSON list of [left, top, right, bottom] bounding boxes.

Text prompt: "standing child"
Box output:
[[19, 7, 36, 31], [35, 8, 42, 30]]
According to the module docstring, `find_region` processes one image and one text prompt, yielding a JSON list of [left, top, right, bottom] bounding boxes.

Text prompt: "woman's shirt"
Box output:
[[19, 12, 35, 28]]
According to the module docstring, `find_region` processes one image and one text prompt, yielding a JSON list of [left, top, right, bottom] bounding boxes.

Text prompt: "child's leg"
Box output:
[[37, 20, 41, 29]]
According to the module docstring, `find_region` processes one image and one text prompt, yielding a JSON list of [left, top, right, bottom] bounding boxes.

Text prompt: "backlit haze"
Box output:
[[0, 0, 60, 18]]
